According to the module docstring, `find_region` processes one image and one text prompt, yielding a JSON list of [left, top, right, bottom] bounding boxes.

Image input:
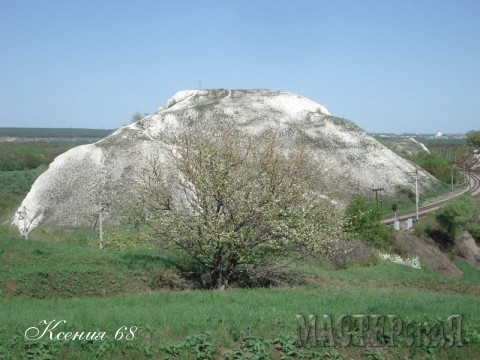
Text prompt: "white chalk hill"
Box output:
[[14, 89, 436, 233]]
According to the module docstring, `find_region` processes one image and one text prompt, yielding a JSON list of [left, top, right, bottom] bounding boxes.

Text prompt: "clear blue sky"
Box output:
[[1, 0, 479, 133]]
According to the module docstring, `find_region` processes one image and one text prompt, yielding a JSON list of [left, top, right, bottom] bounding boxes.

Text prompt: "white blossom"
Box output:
[[378, 252, 422, 269]]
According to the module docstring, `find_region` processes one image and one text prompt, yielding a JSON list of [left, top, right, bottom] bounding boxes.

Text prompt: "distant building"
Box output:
[[436, 130, 443, 138]]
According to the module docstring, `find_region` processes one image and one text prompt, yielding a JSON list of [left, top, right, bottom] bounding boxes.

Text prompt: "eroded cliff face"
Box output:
[[13, 89, 436, 233]]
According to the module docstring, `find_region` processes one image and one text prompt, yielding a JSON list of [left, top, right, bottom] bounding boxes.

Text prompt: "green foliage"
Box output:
[[407, 151, 462, 184], [466, 130, 480, 148], [131, 112, 148, 123], [226, 336, 270, 359], [414, 212, 438, 237], [436, 195, 476, 240], [345, 195, 393, 249], [365, 349, 384, 360], [467, 223, 480, 242], [160, 333, 217, 359]]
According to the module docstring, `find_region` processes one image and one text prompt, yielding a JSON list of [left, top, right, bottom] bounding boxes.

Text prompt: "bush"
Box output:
[[466, 130, 480, 148], [415, 212, 454, 249], [345, 195, 394, 249], [436, 195, 476, 240], [407, 152, 462, 184], [467, 223, 480, 242], [328, 239, 379, 269], [414, 213, 437, 238], [149, 268, 191, 290]]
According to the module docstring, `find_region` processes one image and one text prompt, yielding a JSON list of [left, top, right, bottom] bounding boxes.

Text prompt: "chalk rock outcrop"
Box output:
[[13, 89, 437, 233]]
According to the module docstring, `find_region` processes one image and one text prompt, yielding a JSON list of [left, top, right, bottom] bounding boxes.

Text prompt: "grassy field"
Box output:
[[1, 232, 479, 359], [0, 141, 92, 170], [0, 127, 112, 139]]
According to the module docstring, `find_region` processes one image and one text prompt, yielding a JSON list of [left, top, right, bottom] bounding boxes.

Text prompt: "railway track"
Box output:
[[382, 170, 480, 225]]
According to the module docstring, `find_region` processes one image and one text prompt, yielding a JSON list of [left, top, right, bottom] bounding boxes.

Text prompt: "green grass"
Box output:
[[0, 141, 93, 171], [455, 258, 480, 285], [0, 232, 180, 299], [1, 287, 478, 359], [1, 233, 479, 359], [296, 257, 480, 295]]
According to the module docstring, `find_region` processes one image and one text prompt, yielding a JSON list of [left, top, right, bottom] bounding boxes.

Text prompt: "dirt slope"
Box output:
[[394, 232, 462, 276]]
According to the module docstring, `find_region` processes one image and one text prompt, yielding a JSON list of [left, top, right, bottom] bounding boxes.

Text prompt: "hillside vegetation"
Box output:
[[0, 232, 479, 359], [376, 136, 474, 218]]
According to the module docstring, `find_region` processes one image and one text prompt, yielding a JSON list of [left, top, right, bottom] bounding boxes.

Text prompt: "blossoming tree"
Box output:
[[131, 123, 346, 289]]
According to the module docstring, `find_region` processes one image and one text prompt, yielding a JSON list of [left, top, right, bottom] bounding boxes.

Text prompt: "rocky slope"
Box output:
[[381, 137, 430, 157], [13, 89, 437, 233]]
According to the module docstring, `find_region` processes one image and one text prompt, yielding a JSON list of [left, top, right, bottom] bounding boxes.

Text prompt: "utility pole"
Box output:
[[371, 187, 384, 209], [468, 168, 471, 192], [451, 162, 454, 191], [99, 201, 104, 250], [414, 169, 419, 222], [94, 202, 110, 250]]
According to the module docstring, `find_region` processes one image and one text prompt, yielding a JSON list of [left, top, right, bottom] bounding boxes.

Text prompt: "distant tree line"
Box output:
[[0, 128, 112, 138]]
